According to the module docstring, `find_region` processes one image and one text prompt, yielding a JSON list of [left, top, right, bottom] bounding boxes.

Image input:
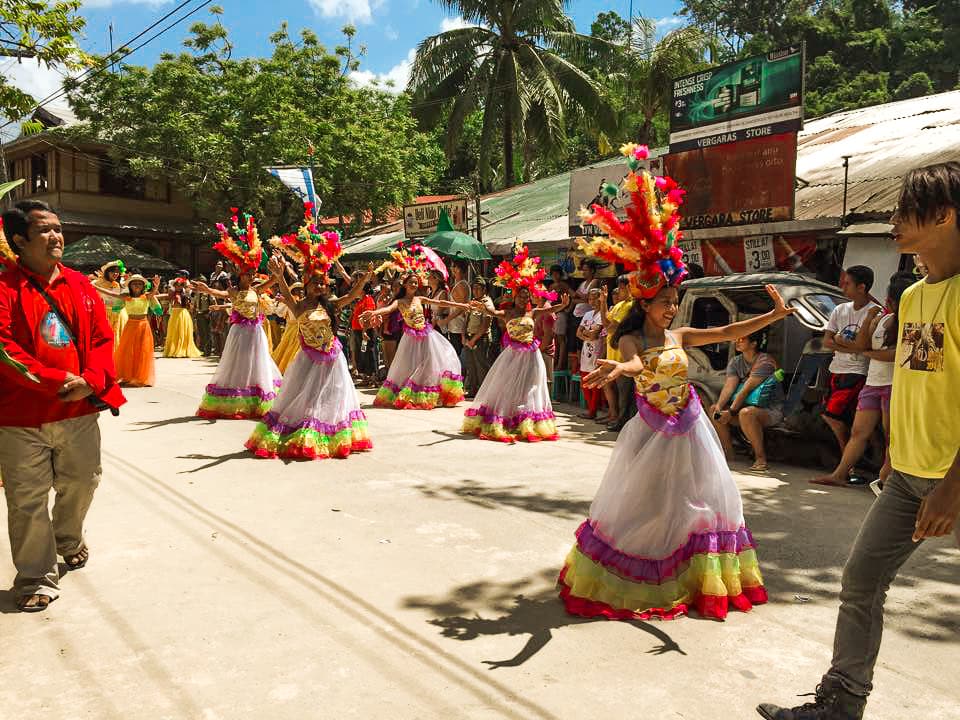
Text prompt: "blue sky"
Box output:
[[7, 0, 685, 106]]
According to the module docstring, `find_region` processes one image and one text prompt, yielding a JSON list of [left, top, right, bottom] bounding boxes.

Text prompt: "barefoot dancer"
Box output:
[[557, 143, 795, 621]]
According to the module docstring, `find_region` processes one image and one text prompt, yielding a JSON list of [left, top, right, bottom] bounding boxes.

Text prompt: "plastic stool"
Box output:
[[551, 370, 571, 402], [569, 373, 583, 407]]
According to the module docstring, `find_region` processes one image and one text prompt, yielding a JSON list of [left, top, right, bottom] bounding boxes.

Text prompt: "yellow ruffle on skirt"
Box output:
[[108, 306, 128, 353], [272, 321, 301, 374], [163, 307, 203, 358]]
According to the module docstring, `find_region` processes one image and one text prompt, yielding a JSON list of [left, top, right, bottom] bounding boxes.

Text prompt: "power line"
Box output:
[[1, 0, 214, 131]]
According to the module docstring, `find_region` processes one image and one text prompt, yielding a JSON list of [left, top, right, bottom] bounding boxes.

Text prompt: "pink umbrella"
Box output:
[[413, 243, 448, 281]]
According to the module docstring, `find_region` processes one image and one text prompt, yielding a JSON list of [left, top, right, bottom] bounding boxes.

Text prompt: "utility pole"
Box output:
[[841, 156, 851, 228], [473, 173, 482, 245], [109, 23, 115, 73]]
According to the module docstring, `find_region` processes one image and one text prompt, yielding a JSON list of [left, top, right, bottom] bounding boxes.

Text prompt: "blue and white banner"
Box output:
[[264, 166, 320, 217]]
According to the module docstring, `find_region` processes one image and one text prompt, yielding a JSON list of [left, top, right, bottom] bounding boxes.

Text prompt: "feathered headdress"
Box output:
[[270, 202, 343, 280], [375, 242, 431, 282], [0, 218, 17, 270], [214, 208, 263, 273], [577, 143, 687, 299], [494, 240, 556, 300]]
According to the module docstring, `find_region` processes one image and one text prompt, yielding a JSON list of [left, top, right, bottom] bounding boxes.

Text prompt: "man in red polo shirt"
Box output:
[[0, 200, 125, 612]]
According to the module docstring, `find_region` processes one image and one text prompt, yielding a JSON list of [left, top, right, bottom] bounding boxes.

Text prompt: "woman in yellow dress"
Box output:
[[91, 260, 128, 349], [272, 282, 305, 373], [163, 272, 203, 358], [114, 274, 163, 387]]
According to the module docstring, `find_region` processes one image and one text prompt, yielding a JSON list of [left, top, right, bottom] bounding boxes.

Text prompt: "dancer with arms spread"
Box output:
[[246, 207, 375, 459], [361, 246, 465, 410], [192, 210, 281, 419], [90, 260, 128, 349], [113, 274, 163, 387], [558, 143, 794, 621], [463, 240, 569, 442]]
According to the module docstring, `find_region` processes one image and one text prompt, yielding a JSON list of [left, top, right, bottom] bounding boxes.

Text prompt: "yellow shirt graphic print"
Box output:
[[889, 275, 960, 479]]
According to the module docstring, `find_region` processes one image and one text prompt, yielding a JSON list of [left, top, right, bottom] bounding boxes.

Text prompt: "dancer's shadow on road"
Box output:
[[404, 573, 685, 669], [176, 450, 251, 473], [130, 416, 216, 431], [419, 430, 470, 447]]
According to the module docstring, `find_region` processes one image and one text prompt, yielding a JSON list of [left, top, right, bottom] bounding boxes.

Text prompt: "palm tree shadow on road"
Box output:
[[403, 572, 685, 669]]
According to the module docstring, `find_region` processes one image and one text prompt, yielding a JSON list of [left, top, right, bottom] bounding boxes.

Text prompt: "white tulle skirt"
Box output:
[[559, 388, 768, 621], [373, 324, 463, 409], [245, 339, 372, 459], [197, 317, 282, 419], [463, 338, 557, 442]]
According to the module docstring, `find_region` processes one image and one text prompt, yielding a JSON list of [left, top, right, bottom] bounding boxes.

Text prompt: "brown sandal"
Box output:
[[17, 594, 53, 613], [64, 546, 89, 570]]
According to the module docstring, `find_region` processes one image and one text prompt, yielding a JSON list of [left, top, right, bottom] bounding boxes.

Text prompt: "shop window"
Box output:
[[690, 297, 730, 371], [100, 161, 146, 200], [30, 153, 49, 193]]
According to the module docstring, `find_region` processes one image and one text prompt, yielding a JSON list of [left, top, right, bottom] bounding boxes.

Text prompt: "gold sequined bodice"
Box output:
[[232, 289, 262, 320], [298, 307, 335, 352], [400, 297, 426, 330], [635, 332, 690, 416], [506, 315, 535, 344]]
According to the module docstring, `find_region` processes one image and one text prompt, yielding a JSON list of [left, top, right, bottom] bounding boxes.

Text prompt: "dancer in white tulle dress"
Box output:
[[362, 248, 465, 409], [463, 242, 570, 442], [192, 211, 282, 420], [246, 212, 375, 459], [558, 142, 795, 621]]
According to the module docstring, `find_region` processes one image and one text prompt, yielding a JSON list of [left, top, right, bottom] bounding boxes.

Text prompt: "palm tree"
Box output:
[[409, 0, 615, 188], [613, 17, 711, 146]]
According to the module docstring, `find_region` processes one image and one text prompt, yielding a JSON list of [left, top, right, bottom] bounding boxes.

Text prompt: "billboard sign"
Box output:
[[567, 156, 664, 236], [403, 197, 469, 238], [670, 45, 804, 153], [664, 132, 798, 230]]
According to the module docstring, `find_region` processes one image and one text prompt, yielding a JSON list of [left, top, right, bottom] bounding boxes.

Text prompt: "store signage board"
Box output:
[[670, 46, 804, 153], [665, 132, 798, 230], [403, 197, 470, 238], [567, 156, 664, 236]]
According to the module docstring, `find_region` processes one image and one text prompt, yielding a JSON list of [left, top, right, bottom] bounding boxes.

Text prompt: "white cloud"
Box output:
[[440, 16, 471, 33], [307, 0, 384, 24], [350, 48, 415, 94], [5, 61, 66, 101], [384, 25, 399, 41], [655, 16, 686, 33]]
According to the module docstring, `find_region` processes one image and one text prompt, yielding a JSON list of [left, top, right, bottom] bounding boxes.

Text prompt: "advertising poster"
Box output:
[[567, 156, 664, 236], [670, 46, 804, 152], [403, 198, 469, 238]]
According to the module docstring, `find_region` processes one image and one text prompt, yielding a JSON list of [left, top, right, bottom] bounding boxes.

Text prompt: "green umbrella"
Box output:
[[422, 209, 492, 261]]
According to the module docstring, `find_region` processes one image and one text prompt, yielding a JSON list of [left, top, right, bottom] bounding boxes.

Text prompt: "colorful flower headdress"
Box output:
[[270, 202, 342, 280], [577, 143, 687, 299], [375, 242, 431, 282], [214, 208, 263, 273], [101, 259, 126, 276], [0, 218, 17, 270], [494, 240, 556, 300]]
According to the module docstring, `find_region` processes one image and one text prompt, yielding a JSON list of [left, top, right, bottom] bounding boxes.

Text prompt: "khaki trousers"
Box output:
[[0, 413, 101, 599]]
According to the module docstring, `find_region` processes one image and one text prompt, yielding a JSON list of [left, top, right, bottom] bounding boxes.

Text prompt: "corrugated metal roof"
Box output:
[[795, 90, 960, 221]]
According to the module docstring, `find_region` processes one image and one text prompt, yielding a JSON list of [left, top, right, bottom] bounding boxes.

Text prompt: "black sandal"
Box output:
[[64, 546, 89, 570], [17, 594, 53, 613]]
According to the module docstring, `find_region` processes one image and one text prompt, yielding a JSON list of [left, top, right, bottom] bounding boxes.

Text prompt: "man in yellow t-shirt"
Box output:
[[759, 162, 960, 720], [603, 275, 635, 431]]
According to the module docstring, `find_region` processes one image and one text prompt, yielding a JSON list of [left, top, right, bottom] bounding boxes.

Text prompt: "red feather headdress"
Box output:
[[0, 218, 17, 270], [269, 202, 343, 280], [213, 208, 263, 273], [577, 143, 687, 299], [494, 240, 556, 300], [375, 242, 431, 282]]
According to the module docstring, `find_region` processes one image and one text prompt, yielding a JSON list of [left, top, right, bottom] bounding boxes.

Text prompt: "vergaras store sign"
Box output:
[[664, 132, 798, 230]]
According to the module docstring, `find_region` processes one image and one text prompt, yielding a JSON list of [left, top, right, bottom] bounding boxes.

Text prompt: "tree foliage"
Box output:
[[680, 0, 960, 117], [0, 0, 88, 121], [409, 0, 616, 189], [63, 16, 444, 236]]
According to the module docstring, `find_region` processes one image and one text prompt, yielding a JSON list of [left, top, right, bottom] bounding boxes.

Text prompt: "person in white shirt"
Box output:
[[813, 273, 914, 487], [821, 265, 882, 456], [576, 288, 606, 420]]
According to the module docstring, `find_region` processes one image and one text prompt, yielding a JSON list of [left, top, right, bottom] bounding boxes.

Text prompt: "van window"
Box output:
[[690, 297, 730, 371]]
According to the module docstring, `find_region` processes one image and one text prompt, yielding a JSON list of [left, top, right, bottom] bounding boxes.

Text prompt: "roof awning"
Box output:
[[485, 216, 571, 256], [340, 231, 404, 261], [837, 223, 893, 235]]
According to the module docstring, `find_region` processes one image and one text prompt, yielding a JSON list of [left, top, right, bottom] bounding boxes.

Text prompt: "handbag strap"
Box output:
[[24, 272, 117, 415]]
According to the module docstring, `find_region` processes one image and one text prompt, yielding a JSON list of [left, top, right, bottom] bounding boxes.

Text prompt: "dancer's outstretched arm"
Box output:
[[191, 280, 230, 299], [333, 264, 376, 310], [674, 285, 795, 348], [583, 335, 646, 389], [531, 293, 570, 319], [268, 255, 302, 316]]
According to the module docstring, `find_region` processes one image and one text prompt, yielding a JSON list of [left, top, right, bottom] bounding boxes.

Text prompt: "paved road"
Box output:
[[2, 356, 958, 719]]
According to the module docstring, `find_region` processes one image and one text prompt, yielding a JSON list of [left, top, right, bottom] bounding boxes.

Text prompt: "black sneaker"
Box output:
[[757, 681, 866, 720]]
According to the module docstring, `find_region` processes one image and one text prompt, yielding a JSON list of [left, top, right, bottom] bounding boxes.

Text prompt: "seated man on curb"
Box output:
[[0, 200, 125, 613], [710, 330, 784, 472]]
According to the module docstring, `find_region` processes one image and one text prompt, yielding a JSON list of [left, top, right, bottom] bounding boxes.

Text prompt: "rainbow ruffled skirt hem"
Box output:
[[245, 410, 372, 459], [559, 520, 768, 621], [462, 407, 558, 443], [197, 381, 281, 420], [374, 372, 464, 410]]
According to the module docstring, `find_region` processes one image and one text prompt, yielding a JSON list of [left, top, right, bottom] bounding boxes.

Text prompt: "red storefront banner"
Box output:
[[680, 233, 820, 276], [665, 132, 797, 230]]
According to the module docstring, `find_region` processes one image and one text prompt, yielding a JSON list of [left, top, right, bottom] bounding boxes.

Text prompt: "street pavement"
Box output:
[[2, 356, 958, 720]]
